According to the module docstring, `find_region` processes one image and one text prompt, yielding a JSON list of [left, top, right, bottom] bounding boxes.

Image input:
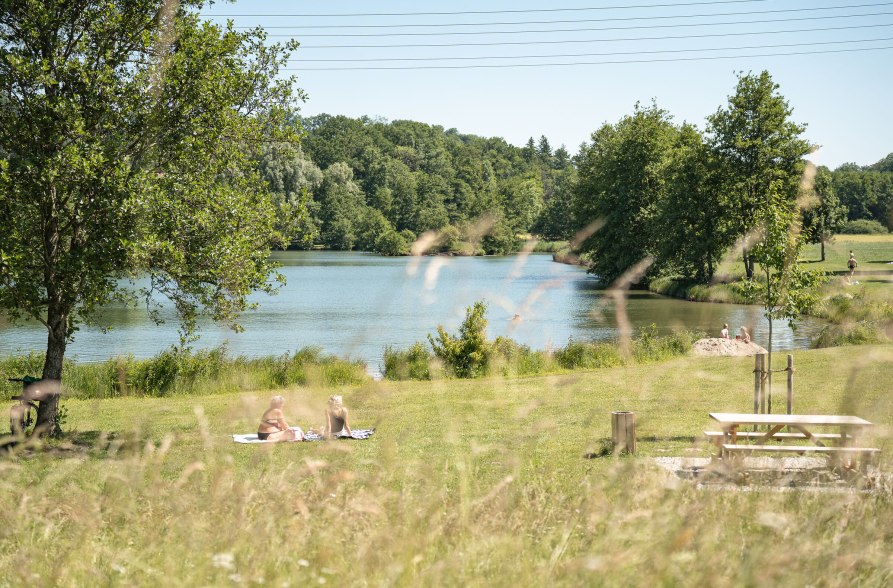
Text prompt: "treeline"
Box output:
[[568, 70, 893, 285], [257, 115, 575, 255], [831, 154, 893, 234]]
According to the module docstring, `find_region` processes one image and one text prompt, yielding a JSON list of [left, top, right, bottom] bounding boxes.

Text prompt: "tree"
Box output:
[[707, 71, 812, 279], [737, 181, 825, 412], [0, 1, 302, 435], [801, 165, 846, 261], [655, 124, 728, 283], [572, 104, 679, 284]]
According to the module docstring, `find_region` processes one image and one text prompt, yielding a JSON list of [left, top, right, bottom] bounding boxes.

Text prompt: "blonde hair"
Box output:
[[271, 395, 285, 406], [328, 395, 343, 409]]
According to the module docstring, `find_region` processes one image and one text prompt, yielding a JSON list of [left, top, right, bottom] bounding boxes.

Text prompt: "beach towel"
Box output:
[[303, 429, 375, 441], [232, 428, 374, 443], [232, 427, 304, 444]]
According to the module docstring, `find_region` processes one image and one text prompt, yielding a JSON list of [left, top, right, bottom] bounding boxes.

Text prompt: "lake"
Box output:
[[0, 252, 822, 374]]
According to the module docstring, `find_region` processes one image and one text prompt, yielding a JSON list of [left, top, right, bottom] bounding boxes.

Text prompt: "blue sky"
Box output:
[[201, 0, 893, 168]]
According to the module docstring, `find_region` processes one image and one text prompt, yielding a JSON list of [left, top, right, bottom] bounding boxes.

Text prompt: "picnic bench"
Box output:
[[707, 412, 880, 469]]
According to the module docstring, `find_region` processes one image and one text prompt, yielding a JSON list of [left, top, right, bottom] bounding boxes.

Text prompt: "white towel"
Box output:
[[232, 427, 303, 444]]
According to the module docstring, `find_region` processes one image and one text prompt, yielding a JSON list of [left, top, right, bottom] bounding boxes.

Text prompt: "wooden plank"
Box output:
[[721, 444, 879, 454], [704, 431, 852, 440], [710, 413, 873, 427]]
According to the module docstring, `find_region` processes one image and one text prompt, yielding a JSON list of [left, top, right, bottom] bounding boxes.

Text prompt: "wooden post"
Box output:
[[786, 354, 794, 415], [611, 411, 636, 455], [753, 353, 762, 414]]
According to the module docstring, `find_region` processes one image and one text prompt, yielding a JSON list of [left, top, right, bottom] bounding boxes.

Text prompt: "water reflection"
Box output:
[[0, 252, 821, 371]]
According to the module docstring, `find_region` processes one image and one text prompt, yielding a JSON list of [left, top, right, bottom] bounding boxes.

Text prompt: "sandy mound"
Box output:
[[691, 337, 767, 357]]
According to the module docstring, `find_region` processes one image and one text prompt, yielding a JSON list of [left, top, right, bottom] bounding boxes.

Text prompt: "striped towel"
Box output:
[[303, 429, 375, 441]]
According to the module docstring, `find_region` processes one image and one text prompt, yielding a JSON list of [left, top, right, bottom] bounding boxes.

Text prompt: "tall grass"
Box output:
[[1, 346, 892, 585], [383, 326, 702, 380], [0, 346, 368, 400]]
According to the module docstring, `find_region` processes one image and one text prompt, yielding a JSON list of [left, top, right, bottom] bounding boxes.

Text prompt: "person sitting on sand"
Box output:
[[258, 396, 301, 442], [720, 323, 729, 339], [324, 395, 353, 439], [739, 326, 751, 344]]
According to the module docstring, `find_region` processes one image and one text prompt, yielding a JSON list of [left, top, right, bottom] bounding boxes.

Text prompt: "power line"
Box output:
[[242, 2, 893, 29], [266, 10, 893, 37], [204, 0, 770, 18], [289, 36, 893, 62], [285, 44, 893, 71], [289, 22, 893, 51]]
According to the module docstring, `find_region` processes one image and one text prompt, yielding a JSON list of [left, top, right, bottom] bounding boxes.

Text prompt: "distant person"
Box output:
[[720, 323, 729, 339], [847, 251, 858, 280], [739, 326, 751, 344], [511, 313, 522, 322], [324, 395, 353, 439], [257, 396, 301, 442]]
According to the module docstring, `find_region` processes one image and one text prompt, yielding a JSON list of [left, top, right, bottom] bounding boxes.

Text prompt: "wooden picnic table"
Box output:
[[707, 412, 879, 468]]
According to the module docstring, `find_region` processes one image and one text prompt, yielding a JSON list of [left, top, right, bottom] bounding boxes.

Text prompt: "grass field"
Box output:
[[2, 345, 893, 586]]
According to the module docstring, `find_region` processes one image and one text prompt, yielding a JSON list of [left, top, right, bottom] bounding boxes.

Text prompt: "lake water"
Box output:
[[0, 252, 821, 374]]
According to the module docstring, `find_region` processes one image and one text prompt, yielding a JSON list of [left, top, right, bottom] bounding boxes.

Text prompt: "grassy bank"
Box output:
[[2, 345, 892, 586], [0, 346, 367, 400]]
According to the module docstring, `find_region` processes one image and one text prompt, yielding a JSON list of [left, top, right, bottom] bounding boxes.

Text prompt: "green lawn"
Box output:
[[800, 234, 893, 274], [2, 345, 893, 586]]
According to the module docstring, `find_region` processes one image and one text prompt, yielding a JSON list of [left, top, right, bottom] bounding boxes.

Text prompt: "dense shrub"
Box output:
[[383, 342, 434, 380], [839, 219, 889, 234], [1, 346, 367, 399], [555, 340, 623, 370], [428, 301, 494, 378]]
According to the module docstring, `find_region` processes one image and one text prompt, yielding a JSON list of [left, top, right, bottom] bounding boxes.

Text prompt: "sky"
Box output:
[[200, 0, 893, 169]]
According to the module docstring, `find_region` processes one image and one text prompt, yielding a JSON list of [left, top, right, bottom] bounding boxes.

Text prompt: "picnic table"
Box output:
[[706, 412, 880, 469]]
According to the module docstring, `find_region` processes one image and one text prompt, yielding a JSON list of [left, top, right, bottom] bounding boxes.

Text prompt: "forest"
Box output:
[[259, 75, 892, 286]]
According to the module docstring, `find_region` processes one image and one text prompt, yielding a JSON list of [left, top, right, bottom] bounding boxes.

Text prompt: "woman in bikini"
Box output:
[[258, 396, 301, 442], [324, 395, 352, 439]]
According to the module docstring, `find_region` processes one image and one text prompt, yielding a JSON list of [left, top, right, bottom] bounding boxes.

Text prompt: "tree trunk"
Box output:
[[766, 268, 773, 414], [742, 247, 754, 279], [820, 239, 826, 262], [34, 307, 67, 437]]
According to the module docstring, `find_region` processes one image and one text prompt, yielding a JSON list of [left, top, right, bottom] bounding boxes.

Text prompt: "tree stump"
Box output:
[[611, 411, 636, 455]]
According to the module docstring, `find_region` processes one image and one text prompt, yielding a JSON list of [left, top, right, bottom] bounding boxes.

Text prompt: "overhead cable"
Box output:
[[289, 36, 893, 62], [204, 0, 771, 18], [284, 45, 893, 71], [242, 2, 893, 29], [289, 22, 893, 51], [264, 10, 893, 38]]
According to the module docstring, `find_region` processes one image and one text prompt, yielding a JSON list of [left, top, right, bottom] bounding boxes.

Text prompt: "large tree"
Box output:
[[0, 1, 302, 435], [801, 165, 846, 261], [572, 104, 679, 283], [707, 71, 812, 278]]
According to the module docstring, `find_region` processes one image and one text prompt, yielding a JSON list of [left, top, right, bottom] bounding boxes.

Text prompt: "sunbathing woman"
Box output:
[[258, 396, 301, 442], [324, 395, 353, 439]]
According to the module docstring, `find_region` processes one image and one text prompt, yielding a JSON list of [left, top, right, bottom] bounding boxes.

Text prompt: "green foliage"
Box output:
[[428, 301, 494, 378], [707, 70, 813, 279], [839, 219, 889, 234], [573, 103, 679, 284], [298, 115, 560, 255], [382, 343, 434, 380], [555, 340, 624, 370], [631, 324, 702, 363], [0, 1, 306, 430], [832, 164, 893, 230], [0, 347, 367, 399], [374, 229, 410, 256], [801, 166, 847, 254]]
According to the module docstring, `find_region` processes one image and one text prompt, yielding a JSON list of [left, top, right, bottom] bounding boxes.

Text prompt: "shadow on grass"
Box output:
[[584, 435, 698, 458], [0, 429, 142, 458]]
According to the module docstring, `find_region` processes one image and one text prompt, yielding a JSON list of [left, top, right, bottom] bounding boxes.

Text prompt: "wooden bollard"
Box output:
[[611, 411, 636, 455]]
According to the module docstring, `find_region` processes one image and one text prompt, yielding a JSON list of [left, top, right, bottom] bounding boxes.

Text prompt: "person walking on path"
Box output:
[[847, 251, 858, 281]]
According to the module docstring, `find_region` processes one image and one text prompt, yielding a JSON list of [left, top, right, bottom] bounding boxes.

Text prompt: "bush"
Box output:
[[1, 346, 368, 399], [839, 219, 889, 234], [374, 228, 409, 256], [555, 340, 623, 370], [383, 342, 433, 380], [428, 301, 494, 378]]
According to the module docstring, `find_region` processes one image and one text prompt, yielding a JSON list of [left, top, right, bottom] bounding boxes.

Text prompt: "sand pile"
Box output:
[[691, 337, 768, 357]]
